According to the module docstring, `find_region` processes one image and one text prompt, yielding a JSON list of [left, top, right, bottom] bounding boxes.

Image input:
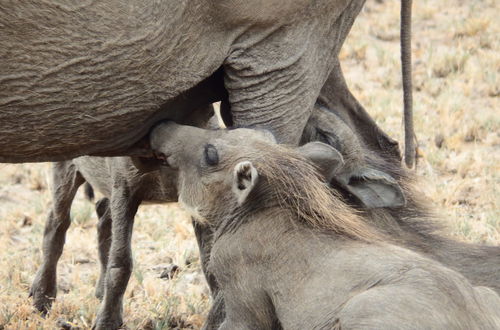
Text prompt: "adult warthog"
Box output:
[[0, 0, 415, 166], [149, 122, 500, 330]]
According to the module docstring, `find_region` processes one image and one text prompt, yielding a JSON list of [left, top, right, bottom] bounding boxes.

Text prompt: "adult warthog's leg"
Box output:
[[30, 161, 84, 313], [95, 197, 112, 300], [222, 0, 367, 146], [93, 183, 139, 330]]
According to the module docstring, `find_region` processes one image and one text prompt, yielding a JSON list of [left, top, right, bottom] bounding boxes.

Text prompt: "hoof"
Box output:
[[30, 289, 55, 315], [30, 281, 56, 315], [30, 269, 57, 314]]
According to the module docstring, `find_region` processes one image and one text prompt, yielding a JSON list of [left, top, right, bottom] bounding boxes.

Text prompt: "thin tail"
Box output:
[[84, 182, 94, 201], [401, 0, 416, 168]]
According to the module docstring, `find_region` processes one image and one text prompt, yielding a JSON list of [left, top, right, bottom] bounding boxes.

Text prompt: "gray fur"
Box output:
[[302, 105, 406, 208], [302, 105, 500, 294], [150, 122, 500, 329]]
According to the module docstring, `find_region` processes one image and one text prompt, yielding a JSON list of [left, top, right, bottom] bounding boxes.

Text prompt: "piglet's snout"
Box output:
[[150, 121, 205, 169], [150, 122, 181, 150]]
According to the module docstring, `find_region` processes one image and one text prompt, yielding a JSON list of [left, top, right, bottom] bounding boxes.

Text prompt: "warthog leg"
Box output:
[[95, 197, 112, 300], [93, 183, 139, 330], [30, 161, 84, 314]]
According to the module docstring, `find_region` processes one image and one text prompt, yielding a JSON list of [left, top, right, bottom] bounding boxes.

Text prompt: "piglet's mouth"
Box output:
[[153, 151, 179, 170], [153, 151, 172, 167]]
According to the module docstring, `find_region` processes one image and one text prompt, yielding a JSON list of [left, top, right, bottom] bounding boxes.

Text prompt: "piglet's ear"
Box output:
[[232, 161, 258, 205], [297, 142, 344, 180], [337, 168, 406, 208]]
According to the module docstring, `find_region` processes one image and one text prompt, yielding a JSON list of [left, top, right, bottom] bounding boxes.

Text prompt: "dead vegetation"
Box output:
[[0, 0, 498, 328]]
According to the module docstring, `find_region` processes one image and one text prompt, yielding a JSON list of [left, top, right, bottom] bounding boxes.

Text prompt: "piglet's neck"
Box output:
[[211, 188, 283, 241]]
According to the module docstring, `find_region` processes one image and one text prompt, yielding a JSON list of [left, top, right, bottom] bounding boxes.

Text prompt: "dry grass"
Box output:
[[339, 0, 499, 244], [0, 0, 498, 328], [0, 164, 209, 330]]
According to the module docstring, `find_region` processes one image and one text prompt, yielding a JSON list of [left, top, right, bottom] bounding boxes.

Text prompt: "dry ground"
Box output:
[[0, 0, 498, 328]]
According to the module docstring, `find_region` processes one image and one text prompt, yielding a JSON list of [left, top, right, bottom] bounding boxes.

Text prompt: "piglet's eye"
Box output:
[[204, 144, 219, 166]]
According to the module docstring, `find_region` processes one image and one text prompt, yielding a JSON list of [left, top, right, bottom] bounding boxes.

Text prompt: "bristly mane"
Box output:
[[245, 142, 382, 242]]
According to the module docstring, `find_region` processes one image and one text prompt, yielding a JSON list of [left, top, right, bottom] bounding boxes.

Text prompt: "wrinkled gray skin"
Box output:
[[0, 0, 415, 165], [1, 0, 367, 162], [150, 122, 500, 330]]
